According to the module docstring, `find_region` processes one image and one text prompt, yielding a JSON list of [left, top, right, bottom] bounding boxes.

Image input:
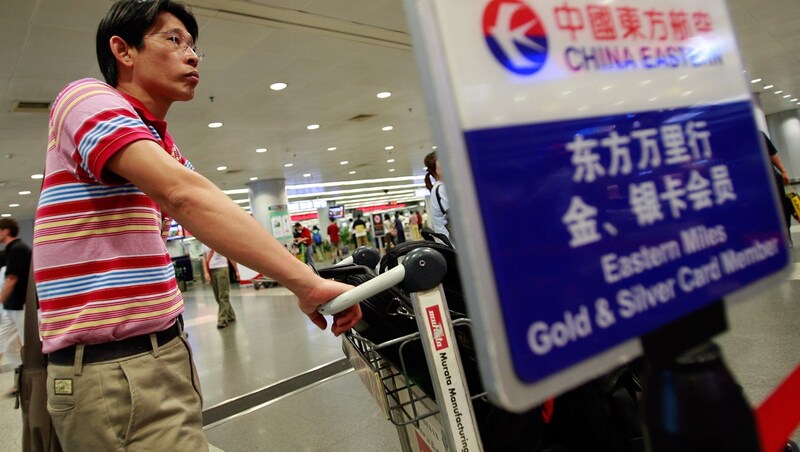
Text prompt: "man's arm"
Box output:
[[201, 255, 211, 283], [0, 275, 17, 306], [106, 140, 360, 335], [770, 154, 791, 186]]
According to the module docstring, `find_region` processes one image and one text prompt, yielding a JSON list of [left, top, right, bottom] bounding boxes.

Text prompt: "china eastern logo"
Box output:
[[483, 0, 548, 75]]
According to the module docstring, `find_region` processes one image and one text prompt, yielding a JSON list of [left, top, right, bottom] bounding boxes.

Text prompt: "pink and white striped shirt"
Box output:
[[34, 78, 192, 353]]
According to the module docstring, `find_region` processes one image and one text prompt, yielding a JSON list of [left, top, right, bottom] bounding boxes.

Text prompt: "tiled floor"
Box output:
[[1, 239, 799, 451]]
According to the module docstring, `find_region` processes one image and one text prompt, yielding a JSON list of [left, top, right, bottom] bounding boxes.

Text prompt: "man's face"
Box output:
[[131, 12, 200, 105]]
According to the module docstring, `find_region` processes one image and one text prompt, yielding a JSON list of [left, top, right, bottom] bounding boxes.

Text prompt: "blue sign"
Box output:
[[464, 100, 788, 382]]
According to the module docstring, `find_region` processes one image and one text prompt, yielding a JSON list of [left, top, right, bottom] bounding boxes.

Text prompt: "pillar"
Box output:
[[247, 178, 293, 247]]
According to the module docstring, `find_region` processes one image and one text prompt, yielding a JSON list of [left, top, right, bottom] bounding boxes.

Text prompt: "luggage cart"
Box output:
[[342, 319, 484, 452], [251, 274, 277, 290], [321, 247, 484, 451]]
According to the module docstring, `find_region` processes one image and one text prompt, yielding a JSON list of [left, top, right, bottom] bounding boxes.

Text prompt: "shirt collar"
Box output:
[[119, 91, 173, 151]]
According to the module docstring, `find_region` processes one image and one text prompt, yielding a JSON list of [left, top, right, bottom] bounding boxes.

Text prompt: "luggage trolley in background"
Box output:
[[319, 247, 484, 451]]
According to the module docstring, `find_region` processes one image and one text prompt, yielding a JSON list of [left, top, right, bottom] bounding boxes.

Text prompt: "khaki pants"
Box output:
[[211, 267, 236, 324], [46, 334, 207, 451]]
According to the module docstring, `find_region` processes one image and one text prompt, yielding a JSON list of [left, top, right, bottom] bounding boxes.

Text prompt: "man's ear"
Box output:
[[109, 36, 134, 70]]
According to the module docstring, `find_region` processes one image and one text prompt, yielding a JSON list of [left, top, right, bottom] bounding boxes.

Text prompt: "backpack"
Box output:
[[312, 231, 322, 245]]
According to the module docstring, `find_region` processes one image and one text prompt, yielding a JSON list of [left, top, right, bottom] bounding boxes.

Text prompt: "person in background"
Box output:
[[311, 225, 323, 261], [383, 213, 395, 249], [327, 218, 341, 263], [32, 1, 360, 448], [425, 152, 451, 243], [409, 209, 420, 240], [422, 209, 429, 228], [293, 222, 314, 265], [394, 212, 406, 244], [0, 218, 30, 397], [762, 131, 795, 245], [353, 213, 368, 247], [202, 244, 238, 329]]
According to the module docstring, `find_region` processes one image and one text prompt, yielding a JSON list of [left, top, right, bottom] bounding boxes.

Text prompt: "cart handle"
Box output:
[[318, 265, 406, 315], [318, 247, 447, 316]]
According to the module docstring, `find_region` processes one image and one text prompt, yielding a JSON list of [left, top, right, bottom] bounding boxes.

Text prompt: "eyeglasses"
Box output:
[[146, 31, 205, 61]]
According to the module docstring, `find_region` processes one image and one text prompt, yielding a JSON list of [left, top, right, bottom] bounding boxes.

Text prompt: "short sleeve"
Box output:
[[50, 79, 160, 185]]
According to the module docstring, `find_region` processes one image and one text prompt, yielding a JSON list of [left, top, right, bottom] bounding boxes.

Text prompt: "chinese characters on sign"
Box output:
[[550, 2, 722, 72], [554, 2, 713, 42], [562, 121, 737, 248]]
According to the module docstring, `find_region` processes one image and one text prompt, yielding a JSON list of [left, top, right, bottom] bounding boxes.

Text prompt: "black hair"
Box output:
[[0, 218, 19, 238], [96, 0, 198, 86], [424, 151, 438, 191]]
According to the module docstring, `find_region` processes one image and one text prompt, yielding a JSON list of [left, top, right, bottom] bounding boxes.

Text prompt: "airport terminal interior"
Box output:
[[1, 0, 800, 450]]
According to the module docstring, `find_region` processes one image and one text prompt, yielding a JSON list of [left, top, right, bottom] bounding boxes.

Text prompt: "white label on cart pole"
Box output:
[[414, 288, 481, 452], [403, 0, 790, 411]]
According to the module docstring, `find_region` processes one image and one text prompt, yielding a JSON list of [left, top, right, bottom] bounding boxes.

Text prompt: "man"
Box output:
[[32, 1, 360, 449], [202, 244, 238, 329], [0, 218, 30, 389], [327, 218, 341, 263], [762, 131, 795, 244], [353, 213, 368, 247], [293, 222, 314, 264]]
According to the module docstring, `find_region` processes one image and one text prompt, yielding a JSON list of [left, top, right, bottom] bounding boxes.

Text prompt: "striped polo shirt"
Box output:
[[34, 78, 192, 353]]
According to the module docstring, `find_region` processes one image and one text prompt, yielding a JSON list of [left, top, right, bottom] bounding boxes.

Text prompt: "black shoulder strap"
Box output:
[[434, 183, 446, 214]]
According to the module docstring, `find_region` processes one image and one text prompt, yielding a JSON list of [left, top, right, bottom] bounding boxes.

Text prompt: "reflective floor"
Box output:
[[1, 237, 799, 451]]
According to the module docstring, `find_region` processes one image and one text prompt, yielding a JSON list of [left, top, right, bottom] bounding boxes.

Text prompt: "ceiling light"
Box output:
[[349, 171, 356, 175], [750, 78, 762, 84], [792, 98, 799, 102], [432, 146, 438, 149], [19, 191, 31, 195], [249, 177, 258, 181], [602, 85, 613, 90], [340, 161, 348, 165], [387, 159, 395, 163], [9, 204, 19, 207], [327, 146, 337, 151], [377, 92, 391, 99], [307, 124, 320, 130], [764, 85, 774, 90], [303, 173, 311, 178], [783, 94, 792, 98], [385, 145, 394, 150], [284, 176, 423, 191], [270, 82, 287, 91], [382, 126, 393, 131], [233, 198, 249, 204], [678, 74, 689, 80], [389, 168, 395, 172], [1, 214, 10, 218], [775, 90, 784, 94], [31, 174, 43, 179], [284, 163, 293, 168], [208, 122, 223, 128], [256, 148, 267, 153]]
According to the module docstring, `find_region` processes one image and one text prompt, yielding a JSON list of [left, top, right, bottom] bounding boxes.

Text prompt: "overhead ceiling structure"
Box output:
[[1, 0, 798, 221]]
